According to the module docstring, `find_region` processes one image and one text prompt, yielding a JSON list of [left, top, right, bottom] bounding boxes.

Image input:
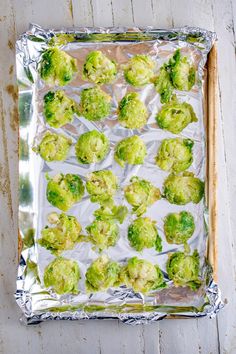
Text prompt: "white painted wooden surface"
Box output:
[[0, 0, 235, 353]]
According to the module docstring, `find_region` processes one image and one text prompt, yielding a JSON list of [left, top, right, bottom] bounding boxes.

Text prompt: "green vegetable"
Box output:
[[35, 132, 72, 162], [114, 135, 146, 167], [86, 219, 119, 251], [124, 176, 161, 216], [86, 170, 118, 204], [46, 173, 84, 211], [75, 130, 109, 164], [128, 217, 162, 252], [39, 47, 77, 86], [163, 172, 204, 205], [83, 50, 117, 84], [79, 86, 111, 121], [166, 250, 201, 290], [156, 98, 198, 134], [94, 204, 128, 224], [154, 67, 174, 104], [43, 90, 76, 128], [119, 257, 166, 293], [164, 211, 195, 244], [44, 257, 80, 294], [85, 255, 120, 292], [124, 54, 155, 86], [156, 138, 194, 173], [118, 92, 148, 129], [169, 49, 196, 91], [38, 213, 82, 254]]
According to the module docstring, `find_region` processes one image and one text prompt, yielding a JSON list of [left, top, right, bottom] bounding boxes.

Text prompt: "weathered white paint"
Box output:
[[0, 0, 235, 353]]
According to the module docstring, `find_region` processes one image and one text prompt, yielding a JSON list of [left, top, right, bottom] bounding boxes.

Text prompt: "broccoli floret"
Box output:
[[164, 211, 195, 244], [79, 86, 111, 121], [118, 92, 148, 129], [124, 54, 155, 86], [83, 50, 117, 84], [46, 173, 84, 211], [94, 204, 128, 224], [39, 47, 77, 86], [114, 135, 147, 167], [34, 132, 72, 162], [86, 170, 118, 204], [86, 219, 119, 251]]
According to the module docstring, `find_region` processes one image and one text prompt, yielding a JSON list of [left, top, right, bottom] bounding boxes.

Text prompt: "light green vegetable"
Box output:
[[38, 213, 82, 254], [86, 170, 118, 204], [39, 47, 77, 86], [124, 54, 155, 87], [124, 176, 161, 216], [119, 257, 166, 293], [86, 219, 119, 251], [46, 173, 84, 211], [164, 211, 195, 244], [114, 135, 146, 167], [43, 90, 76, 128], [35, 132, 72, 162], [85, 255, 120, 292], [156, 138, 194, 173], [166, 250, 201, 290], [83, 50, 117, 84], [118, 92, 148, 129], [128, 217, 162, 252], [75, 130, 109, 164], [154, 67, 174, 104], [44, 257, 80, 294], [79, 86, 111, 121], [169, 49, 196, 91], [156, 98, 198, 134], [94, 204, 128, 224], [163, 172, 204, 205]]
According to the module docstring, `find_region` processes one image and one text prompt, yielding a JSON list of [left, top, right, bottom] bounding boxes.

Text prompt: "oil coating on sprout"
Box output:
[[79, 86, 111, 121], [35, 132, 72, 162], [86, 170, 118, 204], [124, 54, 155, 87]]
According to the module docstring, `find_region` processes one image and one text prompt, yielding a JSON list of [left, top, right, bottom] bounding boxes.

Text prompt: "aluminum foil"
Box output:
[[16, 24, 223, 325]]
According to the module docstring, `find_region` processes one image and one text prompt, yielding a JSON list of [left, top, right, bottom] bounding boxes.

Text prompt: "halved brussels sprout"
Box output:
[[43, 90, 76, 128], [44, 257, 80, 294], [156, 98, 198, 134], [156, 138, 194, 173], [154, 67, 173, 104], [166, 250, 201, 290], [46, 173, 84, 211], [94, 204, 128, 224], [124, 176, 161, 216], [75, 130, 109, 164], [164, 211, 195, 244], [79, 86, 111, 121], [83, 50, 117, 84], [85, 255, 120, 292], [86, 170, 118, 204], [128, 217, 162, 252], [124, 54, 155, 86], [169, 49, 196, 91], [39, 47, 77, 86], [118, 92, 148, 129], [114, 135, 146, 167], [119, 257, 166, 293], [86, 219, 119, 251], [38, 213, 82, 254], [163, 172, 204, 205], [35, 132, 72, 162]]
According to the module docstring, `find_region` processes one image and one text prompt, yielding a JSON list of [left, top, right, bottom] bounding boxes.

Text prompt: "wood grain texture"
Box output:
[[0, 0, 235, 353]]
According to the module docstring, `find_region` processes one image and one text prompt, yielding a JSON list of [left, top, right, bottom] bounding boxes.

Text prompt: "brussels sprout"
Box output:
[[156, 98, 198, 134], [79, 86, 111, 121], [38, 213, 82, 254], [164, 211, 195, 244], [39, 47, 77, 86], [86, 170, 118, 204], [35, 132, 72, 162], [163, 172, 204, 205], [156, 138, 194, 173], [154, 67, 174, 104], [169, 49, 196, 91], [86, 219, 119, 251], [114, 135, 146, 167], [75, 130, 109, 164], [46, 173, 84, 211], [124, 54, 155, 87], [166, 250, 201, 290], [124, 176, 161, 216], [83, 50, 117, 84], [128, 217, 162, 252], [94, 204, 128, 224], [119, 257, 166, 293], [43, 90, 76, 128], [44, 257, 80, 294], [118, 92, 148, 129], [85, 255, 120, 292]]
